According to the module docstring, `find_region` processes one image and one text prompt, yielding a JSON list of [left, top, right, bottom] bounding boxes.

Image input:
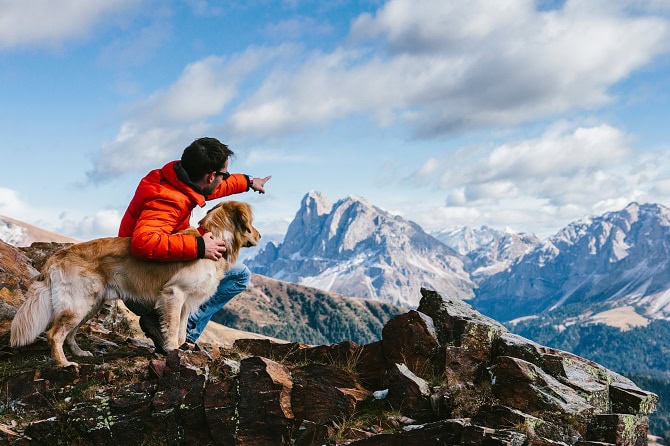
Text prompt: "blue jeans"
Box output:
[[185, 264, 250, 343]]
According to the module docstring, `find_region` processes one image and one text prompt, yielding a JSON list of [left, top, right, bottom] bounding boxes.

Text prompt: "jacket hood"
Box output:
[[160, 160, 207, 207]]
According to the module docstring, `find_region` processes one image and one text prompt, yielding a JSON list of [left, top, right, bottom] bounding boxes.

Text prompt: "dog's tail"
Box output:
[[10, 277, 54, 347]]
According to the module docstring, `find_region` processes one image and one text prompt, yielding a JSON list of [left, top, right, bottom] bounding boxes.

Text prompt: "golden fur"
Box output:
[[10, 201, 260, 367]]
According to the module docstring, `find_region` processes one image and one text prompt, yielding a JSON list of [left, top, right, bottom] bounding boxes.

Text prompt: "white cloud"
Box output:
[[480, 124, 630, 183], [435, 124, 631, 195], [0, 187, 28, 217], [0, 0, 141, 49], [413, 205, 483, 230], [134, 56, 239, 124], [410, 124, 670, 237], [463, 181, 519, 203], [651, 179, 670, 196], [90, 123, 192, 180], [56, 209, 121, 240], [0, 187, 120, 240], [416, 157, 440, 176], [228, 0, 669, 139], [91, 0, 670, 180], [90, 48, 277, 179]]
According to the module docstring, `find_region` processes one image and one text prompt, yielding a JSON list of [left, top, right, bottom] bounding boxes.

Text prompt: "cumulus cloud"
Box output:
[[413, 123, 670, 236], [0, 0, 141, 49], [0, 187, 29, 217], [89, 49, 274, 179], [90, 123, 192, 181], [478, 124, 630, 183], [229, 0, 669, 138], [92, 0, 670, 179], [0, 187, 120, 240], [134, 56, 241, 124], [56, 209, 122, 240]]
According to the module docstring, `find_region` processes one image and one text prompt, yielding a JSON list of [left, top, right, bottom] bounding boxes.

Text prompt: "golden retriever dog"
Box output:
[[10, 201, 260, 367]]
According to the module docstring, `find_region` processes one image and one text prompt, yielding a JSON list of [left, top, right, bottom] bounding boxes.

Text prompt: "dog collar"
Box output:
[[197, 226, 206, 236]]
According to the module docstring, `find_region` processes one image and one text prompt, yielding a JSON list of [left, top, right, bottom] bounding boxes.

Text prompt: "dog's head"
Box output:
[[199, 201, 261, 262]]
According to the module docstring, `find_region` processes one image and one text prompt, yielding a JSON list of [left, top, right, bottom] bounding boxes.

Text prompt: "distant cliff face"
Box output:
[[248, 191, 475, 307], [0, 242, 658, 445], [433, 225, 542, 280], [473, 202, 670, 322]]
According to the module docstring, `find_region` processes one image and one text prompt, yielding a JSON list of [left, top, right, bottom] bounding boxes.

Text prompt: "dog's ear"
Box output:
[[206, 202, 224, 215], [234, 203, 253, 233]]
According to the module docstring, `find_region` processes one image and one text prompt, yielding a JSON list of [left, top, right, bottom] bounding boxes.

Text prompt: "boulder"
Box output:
[[586, 414, 649, 446], [291, 363, 365, 424], [386, 363, 433, 421], [492, 356, 595, 434], [237, 356, 295, 444], [382, 310, 439, 378]]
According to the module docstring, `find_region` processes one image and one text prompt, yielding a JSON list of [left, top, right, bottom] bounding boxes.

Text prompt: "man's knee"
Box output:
[[233, 264, 251, 284], [222, 264, 251, 289]]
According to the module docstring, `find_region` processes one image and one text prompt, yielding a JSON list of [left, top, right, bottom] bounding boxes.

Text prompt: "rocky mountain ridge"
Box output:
[[249, 191, 474, 307], [0, 240, 659, 444], [433, 226, 542, 281], [249, 195, 670, 334], [473, 202, 670, 323], [0, 214, 78, 246]]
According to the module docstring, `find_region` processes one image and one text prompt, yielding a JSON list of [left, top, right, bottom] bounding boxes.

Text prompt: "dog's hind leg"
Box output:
[[48, 270, 103, 367], [48, 310, 83, 367], [65, 298, 106, 358]]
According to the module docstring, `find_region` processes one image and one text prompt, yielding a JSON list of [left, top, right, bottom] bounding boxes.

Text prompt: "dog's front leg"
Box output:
[[156, 286, 185, 352], [178, 304, 191, 346]]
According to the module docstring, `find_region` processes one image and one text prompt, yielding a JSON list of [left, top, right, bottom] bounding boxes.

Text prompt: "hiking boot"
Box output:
[[139, 312, 167, 355], [178, 342, 201, 352]]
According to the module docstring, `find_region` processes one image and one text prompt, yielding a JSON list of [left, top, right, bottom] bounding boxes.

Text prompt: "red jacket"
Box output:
[[118, 160, 249, 261]]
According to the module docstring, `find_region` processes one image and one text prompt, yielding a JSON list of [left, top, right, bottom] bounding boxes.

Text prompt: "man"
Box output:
[[119, 137, 271, 352]]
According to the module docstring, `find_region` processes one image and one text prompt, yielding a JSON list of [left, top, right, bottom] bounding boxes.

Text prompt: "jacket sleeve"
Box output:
[[129, 197, 201, 261], [208, 173, 250, 200]]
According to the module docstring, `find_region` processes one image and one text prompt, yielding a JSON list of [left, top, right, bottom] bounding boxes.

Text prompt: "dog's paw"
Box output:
[[178, 342, 200, 352], [59, 361, 80, 368], [164, 342, 179, 352], [75, 350, 94, 357]]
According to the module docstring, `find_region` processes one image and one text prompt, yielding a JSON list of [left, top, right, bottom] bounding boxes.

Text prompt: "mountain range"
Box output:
[[432, 225, 541, 281], [249, 194, 670, 333], [5, 197, 670, 333], [472, 202, 670, 324], [248, 191, 474, 307]]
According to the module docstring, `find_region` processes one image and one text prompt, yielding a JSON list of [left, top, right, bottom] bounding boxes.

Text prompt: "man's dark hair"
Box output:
[[181, 137, 234, 180]]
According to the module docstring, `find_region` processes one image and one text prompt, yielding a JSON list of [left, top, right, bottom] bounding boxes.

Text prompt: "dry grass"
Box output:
[[588, 306, 649, 331]]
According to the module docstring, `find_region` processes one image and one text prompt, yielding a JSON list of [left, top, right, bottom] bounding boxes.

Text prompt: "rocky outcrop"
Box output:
[[0, 241, 659, 445]]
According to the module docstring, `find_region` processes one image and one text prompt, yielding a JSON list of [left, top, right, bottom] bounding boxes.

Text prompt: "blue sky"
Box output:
[[1, 0, 669, 241]]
